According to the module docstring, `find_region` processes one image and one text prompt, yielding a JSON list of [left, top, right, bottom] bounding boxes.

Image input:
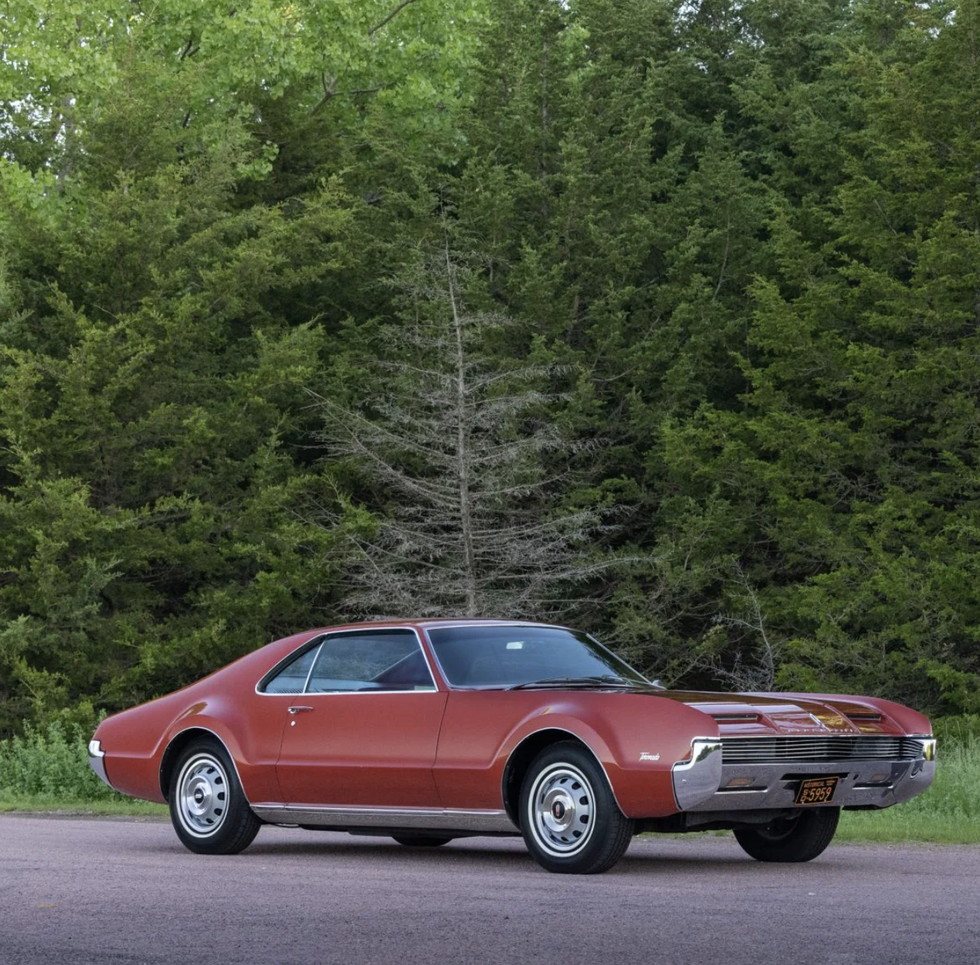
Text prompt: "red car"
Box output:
[[88, 620, 936, 874]]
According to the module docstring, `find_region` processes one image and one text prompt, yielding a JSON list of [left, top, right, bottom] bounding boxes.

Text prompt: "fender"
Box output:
[[432, 690, 720, 818], [490, 695, 720, 818], [159, 701, 283, 804]]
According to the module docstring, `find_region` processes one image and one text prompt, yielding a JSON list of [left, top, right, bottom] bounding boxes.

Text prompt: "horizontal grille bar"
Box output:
[[721, 736, 924, 765]]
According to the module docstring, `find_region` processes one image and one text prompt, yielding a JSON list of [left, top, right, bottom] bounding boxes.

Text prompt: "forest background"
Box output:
[[2, 0, 980, 743]]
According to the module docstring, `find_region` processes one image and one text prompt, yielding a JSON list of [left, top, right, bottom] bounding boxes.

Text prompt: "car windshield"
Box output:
[[426, 625, 653, 689]]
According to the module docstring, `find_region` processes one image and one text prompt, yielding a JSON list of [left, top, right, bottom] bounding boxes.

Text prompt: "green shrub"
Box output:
[[933, 715, 980, 744], [0, 720, 114, 802]]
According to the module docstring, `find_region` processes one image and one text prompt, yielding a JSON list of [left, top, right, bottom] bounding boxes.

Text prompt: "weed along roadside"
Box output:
[[836, 727, 980, 845], [0, 721, 167, 817]]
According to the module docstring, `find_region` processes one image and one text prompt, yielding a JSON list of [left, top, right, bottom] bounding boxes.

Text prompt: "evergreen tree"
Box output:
[[658, 0, 980, 711], [0, 1, 481, 732]]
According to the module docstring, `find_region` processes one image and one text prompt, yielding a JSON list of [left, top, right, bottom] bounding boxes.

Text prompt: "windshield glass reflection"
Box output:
[[426, 625, 653, 689]]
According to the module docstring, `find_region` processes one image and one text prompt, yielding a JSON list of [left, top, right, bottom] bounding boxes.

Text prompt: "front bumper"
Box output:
[[88, 739, 112, 789], [671, 738, 723, 810], [672, 737, 936, 812]]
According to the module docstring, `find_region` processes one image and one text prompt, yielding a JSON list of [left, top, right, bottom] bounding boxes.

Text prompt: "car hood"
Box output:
[[655, 690, 902, 737]]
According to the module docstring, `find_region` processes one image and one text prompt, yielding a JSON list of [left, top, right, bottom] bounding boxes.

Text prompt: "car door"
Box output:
[[273, 628, 447, 808]]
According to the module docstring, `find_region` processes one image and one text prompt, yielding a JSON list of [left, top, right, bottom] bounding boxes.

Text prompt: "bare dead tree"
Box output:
[[311, 223, 611, 620], [700, 561, 784, 692]]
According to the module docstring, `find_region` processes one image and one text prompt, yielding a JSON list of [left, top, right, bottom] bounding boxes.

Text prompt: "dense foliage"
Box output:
[[2, 0, 978, 735]]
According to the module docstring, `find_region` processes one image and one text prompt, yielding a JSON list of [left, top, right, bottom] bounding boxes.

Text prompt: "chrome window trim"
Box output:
[[420, 620, 570, 631], [301, 642, 323, 693], [254, 636, 325, 696], [255, 626, 439, 697], [423, 622, 651, 691], [583, 630, 656, 685]]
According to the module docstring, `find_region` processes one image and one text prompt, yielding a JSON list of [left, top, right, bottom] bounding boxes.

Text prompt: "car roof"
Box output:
[[300, 618, 570, 634], [418, 619, 568, 629]]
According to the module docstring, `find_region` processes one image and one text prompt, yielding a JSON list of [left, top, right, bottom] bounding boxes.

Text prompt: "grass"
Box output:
[[0, 793, 168, 816], [0, 720, 168, 816], [1, 721, 978, 842], [836, 735, 980, 845]]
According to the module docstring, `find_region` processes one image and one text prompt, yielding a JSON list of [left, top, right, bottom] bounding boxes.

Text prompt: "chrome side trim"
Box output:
[[261, 688, 439, 697], [671, 738, 723, 810], [87, 739, 112, 788], [250, 804, 518, 834]]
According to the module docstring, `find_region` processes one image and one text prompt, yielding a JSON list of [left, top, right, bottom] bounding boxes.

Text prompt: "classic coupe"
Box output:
[[88, 620, 936, 874]]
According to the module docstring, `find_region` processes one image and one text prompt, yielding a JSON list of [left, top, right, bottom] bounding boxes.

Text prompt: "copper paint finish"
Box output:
[[91, 619, 935, 826]]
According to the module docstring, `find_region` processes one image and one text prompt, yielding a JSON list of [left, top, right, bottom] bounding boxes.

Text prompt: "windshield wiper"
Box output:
[[507, 675, 641, 691]]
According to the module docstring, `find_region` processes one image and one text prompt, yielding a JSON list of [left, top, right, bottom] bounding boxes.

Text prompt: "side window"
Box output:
[[262, 644, 320, 694], [306, 631, 435, 693]]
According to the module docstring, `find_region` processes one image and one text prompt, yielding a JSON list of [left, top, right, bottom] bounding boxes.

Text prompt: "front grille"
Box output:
[[721, 736, 924, 765]]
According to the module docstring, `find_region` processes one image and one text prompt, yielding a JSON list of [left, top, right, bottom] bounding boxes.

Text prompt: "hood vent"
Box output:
[[711, 713, 760, 722], [846, 712, 883, 722]]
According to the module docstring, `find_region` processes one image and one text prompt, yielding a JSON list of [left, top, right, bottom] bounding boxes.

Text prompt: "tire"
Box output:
[[733, 807, 840, 863], [168, 739, 261, 855], [519, 741, 634, 874], [391, 835, 454, 847]]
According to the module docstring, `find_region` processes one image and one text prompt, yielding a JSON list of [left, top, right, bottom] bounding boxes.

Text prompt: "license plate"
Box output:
[[795, 776, 839, 806]]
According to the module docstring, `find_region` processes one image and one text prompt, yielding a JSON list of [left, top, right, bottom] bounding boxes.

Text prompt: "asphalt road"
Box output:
[[1, 814, 977, 965]]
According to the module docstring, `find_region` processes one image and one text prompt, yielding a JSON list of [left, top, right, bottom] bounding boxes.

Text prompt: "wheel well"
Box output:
[[159, 728, 226, 802], [501, 730, 592, 829]]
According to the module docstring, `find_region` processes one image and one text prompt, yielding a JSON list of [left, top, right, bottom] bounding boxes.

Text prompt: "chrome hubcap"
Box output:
[[528, 764, 595, 856], [177, 754, 228, 837]]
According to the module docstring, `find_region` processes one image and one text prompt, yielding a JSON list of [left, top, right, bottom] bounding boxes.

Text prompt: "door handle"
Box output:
[[288, 705, 313, 714]]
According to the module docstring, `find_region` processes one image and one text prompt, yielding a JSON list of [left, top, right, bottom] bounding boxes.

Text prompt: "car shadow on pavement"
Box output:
[[153, 831, 865, 877]]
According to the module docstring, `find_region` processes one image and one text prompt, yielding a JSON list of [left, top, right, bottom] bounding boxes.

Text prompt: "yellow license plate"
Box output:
[[795, 776, 839, 806]]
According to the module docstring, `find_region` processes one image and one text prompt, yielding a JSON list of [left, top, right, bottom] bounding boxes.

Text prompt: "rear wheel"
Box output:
[[520, 741, 634, 874], [733, 807, 840, 863], [168, 739, 261, 855], [391, 835, 454, 847]]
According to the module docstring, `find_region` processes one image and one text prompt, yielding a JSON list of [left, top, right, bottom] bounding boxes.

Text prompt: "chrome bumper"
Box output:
[[671, 738, 723, 810], [88, 739, 112, 788], [671, 736, 936, 813]]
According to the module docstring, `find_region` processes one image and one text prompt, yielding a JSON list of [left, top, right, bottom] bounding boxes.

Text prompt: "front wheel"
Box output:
[[733, 807, 840, 863], [520, 742, 634, 874], [168, 739, 261, 855]]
